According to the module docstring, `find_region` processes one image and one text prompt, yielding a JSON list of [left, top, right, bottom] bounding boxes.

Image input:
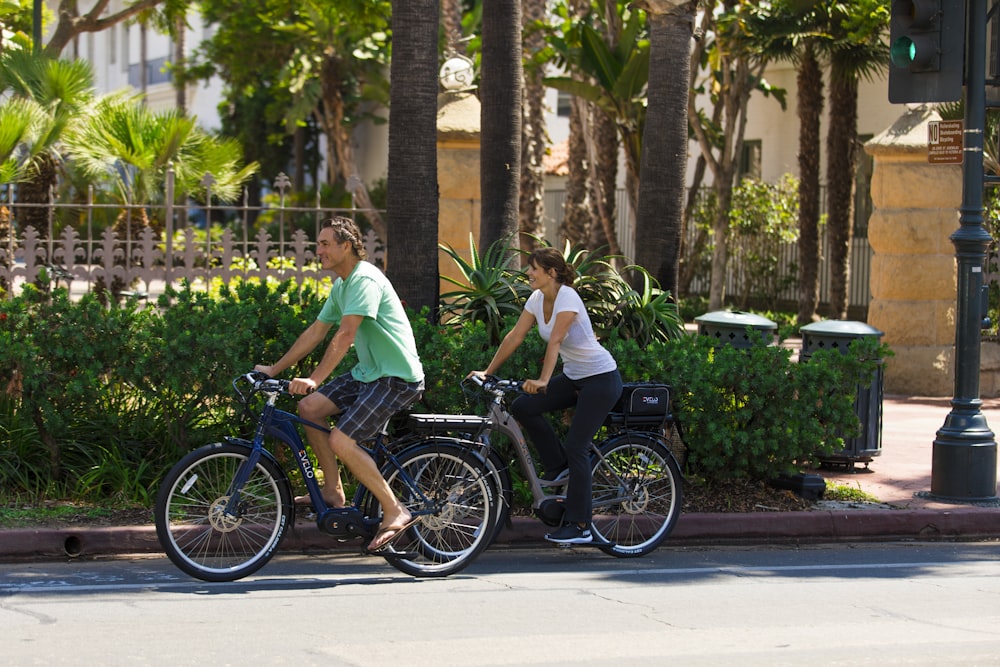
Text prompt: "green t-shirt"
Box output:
[[317, 261, 424, 383]]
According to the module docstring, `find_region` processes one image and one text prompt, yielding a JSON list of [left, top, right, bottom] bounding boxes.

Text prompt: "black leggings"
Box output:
[[510, 369, 623, 524]]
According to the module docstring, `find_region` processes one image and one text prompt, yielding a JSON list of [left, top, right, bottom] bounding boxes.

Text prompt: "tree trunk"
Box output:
[[174, 16, 187, 113], [796, 43, 824, 325], [480, 0, 522, 251], [318, 57, 387, 242], [518, 0, 546, 255], [560, 96, 591, 247], [634, 1, 695, 297], [825, 54, 858, 320], [43, 0, 163, 57], [588, 107, 619, 254], [386, 0, 440, 314]]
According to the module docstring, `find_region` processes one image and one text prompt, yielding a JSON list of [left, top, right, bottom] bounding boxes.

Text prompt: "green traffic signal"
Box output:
[[890, 36, 917, 69], [887, 0, 963, 104]]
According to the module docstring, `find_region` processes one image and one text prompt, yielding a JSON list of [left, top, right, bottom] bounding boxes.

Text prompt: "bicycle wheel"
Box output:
[[478, 444, 513, 547], [364, 441, 498, 577], [589, 432, 683, 558], [154, 440, 292, 582]]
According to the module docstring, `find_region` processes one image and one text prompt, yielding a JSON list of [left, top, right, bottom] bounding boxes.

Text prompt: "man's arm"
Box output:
[[255, 320, 332, 379], [288, 314, 363, 395]]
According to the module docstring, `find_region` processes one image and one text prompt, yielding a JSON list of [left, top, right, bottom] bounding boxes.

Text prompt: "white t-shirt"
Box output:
[[524, 285, 617, 380]]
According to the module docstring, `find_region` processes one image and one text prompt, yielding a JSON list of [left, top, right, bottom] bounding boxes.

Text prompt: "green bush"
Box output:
[[0, 280, 888, 506], [607, 332, 887, 481]]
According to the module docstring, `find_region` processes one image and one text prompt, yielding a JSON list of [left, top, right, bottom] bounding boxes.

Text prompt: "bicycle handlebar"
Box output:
[[465, 374, 523, 394]]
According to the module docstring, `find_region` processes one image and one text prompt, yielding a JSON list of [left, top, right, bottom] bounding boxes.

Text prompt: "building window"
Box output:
[[128, 56, 172, 88], [739, 140, 762, 181], [109, 24, 116, 65], [556, 90, 572, 117], [122, 27, 129, 73]]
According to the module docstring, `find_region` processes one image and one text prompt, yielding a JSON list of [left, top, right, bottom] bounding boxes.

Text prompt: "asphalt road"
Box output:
[[3, 542, 1000, 666]]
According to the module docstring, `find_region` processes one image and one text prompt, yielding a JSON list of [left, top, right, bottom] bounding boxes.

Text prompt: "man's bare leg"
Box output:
[[297, 392, 347, 507], [328, 428, 411, 547]]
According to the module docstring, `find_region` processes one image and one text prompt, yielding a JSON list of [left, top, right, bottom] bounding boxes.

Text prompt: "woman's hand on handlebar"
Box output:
[[466, 370, 488, 383], [522, 378, 548, 395]]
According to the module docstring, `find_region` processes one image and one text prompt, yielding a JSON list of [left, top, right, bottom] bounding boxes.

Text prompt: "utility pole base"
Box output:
[[931, 414, 998, 501]]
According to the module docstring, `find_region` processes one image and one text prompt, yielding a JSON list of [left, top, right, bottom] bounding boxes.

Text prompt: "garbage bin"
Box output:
[[799, 320, 884, 467], [694, 310, 777, 349]]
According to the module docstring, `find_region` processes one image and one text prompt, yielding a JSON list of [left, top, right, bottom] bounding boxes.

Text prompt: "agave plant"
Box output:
[[609, 266, 685, 346], [439, 235, 531, 345]]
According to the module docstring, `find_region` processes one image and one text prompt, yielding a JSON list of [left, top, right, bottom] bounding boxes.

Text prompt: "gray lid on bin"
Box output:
[[800, 320, 883, 355], [694, 310, 776, 348]]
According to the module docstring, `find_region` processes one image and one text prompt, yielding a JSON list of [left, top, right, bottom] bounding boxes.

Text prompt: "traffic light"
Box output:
[[887, 0, 965, 104]]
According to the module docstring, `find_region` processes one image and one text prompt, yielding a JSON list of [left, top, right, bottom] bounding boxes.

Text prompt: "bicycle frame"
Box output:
[[223, 378, 434, 527], [470, 378, 634, 513]]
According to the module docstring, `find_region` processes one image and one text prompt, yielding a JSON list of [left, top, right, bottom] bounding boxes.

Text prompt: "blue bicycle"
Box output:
[[154, 372, 499, 581]]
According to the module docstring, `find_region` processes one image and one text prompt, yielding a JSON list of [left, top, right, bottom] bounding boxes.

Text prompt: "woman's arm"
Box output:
[[523, 310, 575, 394], [474, 309, 536, 377]]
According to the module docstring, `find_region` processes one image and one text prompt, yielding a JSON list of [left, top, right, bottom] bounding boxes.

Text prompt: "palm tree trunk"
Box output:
[[519, 0, 547, 254], [480, 0, 522, 251], [174, 16, 187, 113], [561, 97, 591, 247], [797, 43, 824, 325], [387, 0, 440, 313], [634, 0, 696, 297], [826, 54, 859, 320], [589, 108, 619, 254]]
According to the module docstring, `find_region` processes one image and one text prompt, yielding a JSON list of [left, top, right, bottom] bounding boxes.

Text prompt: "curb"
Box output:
[[3, 509, 999, 561]]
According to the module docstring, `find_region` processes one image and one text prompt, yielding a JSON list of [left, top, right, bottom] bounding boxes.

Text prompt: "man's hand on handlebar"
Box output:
[[253, 364, 276, 378], [288, 377, 318, 396]]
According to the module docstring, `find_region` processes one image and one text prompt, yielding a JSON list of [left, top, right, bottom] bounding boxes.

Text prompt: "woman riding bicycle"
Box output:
[[470, 247, 623, 545]]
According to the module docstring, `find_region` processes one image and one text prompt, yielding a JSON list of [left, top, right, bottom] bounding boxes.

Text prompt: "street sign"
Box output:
[[928, 119, 964, 164]]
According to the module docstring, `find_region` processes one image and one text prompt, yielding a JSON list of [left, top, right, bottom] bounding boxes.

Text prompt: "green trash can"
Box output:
[[694, 310, 777, 349], [800, 320, 885, 467]]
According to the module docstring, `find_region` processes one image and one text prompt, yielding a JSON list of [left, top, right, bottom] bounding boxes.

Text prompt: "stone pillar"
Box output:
[[437, 91, 482, 292], [865, 106, 961, 396]]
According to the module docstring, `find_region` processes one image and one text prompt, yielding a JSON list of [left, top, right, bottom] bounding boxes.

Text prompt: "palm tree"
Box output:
[[749, 0, 829, 324], [823, 1, 887, 319], [557, 0, 594, 250], [633, 0, 697, 297], [520, 0, 547, 255], [63, 92, 257, 297], [796, 41, 825, 324], [65, 93, 255, 214], [386, 0, 440, 314], [544, 7, 648, 233], [480, 0, 522, 251], [0, 50, 95, 236], [0, 96, 49, 291]]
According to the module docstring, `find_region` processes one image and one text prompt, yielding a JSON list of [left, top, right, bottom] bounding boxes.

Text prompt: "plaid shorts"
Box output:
[[317, 373, 424, 443]]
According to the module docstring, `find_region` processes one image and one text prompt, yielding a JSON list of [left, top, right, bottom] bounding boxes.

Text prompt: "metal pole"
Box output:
[[931, 0, 999, 501], [32, 0, 41, 53]]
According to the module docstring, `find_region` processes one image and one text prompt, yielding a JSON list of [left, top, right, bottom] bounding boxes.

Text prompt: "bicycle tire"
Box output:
[[154, 440, 292, 582], [589, 432, 683, 558], [361, 441, 498, 577]]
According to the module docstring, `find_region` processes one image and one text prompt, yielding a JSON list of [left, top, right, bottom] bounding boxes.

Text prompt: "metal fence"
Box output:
[[542, 188, 872, 312], [1, 171, 385, 298], [2, 173, 870, 312]]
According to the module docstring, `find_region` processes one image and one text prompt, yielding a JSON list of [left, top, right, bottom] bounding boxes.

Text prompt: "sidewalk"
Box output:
[[3, 395, 1000, 560]]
